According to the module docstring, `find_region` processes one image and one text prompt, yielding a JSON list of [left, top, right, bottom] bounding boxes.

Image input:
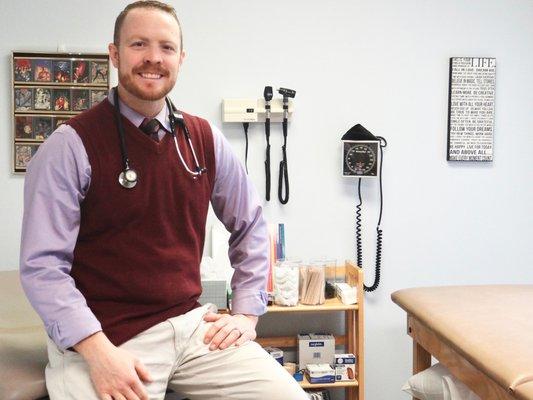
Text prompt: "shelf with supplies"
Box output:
[[257, 260, 365, 400], [267, 297, 358, 313], [300, 374, 359, 390], [12, 51, 110, 173]]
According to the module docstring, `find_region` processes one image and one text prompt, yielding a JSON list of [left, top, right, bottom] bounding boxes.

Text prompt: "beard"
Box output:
[[118, 63, 175, 101]]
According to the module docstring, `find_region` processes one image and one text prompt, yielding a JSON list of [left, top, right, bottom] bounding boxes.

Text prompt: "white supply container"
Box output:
[[274, 260, 300, 306]]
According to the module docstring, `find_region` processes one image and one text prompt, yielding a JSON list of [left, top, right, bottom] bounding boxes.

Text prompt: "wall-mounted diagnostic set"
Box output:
[[341, 124, 387, 292], [222, 87, 296, 204]]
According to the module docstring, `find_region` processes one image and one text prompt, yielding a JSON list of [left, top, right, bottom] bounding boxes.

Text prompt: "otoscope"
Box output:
[[277, 87, 296, 204], [264, 86, 273, 201]]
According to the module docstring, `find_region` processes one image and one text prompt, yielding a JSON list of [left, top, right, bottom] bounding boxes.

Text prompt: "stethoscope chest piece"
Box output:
[[119, 168, 138, 189]]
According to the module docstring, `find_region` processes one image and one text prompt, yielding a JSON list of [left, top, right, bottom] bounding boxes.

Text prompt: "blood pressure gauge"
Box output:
[[339, 123, 387, 293], [342, 140, 379, 177]]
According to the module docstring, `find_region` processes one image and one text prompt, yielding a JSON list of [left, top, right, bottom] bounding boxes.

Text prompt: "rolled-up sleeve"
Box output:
[[19, 125, 101, 350], [209, 123, 269, 316]]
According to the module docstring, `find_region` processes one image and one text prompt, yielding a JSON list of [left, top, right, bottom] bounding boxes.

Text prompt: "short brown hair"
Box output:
[[113, 1, 183, 49]]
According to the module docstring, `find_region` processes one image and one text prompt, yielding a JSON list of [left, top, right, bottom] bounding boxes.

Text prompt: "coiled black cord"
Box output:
[[356, 178, 363, 268], [265, 118, 271, 201], [242, 122, 249, 174], [365, 227, 383, 292], [278, 119, 289, 204], [357, 136, 387, 292]]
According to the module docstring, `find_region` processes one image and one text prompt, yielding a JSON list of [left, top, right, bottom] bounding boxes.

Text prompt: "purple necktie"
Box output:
[[139, 118, 161, 142]]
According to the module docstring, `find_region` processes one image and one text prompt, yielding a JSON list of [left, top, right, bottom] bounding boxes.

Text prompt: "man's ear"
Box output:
[[108, 43, 119, 68], [178, 50, 186, 67]]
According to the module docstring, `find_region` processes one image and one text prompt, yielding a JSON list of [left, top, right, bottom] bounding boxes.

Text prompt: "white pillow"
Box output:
[[402, 363, 450, 400], [402, 363, 480, 400], [442, 375, 481, 400]]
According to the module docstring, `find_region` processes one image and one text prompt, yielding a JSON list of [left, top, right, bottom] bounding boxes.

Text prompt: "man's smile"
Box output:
[[139, 72, 163, 79]]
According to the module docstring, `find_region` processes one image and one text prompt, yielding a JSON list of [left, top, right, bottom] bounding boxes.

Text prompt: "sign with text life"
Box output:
[[447, 57, 496, 161]]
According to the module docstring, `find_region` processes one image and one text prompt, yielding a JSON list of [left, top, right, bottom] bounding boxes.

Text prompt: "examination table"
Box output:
[[0, 270, 185, 400], [0, 270, 48, 400], [392, 285, 533, 400]]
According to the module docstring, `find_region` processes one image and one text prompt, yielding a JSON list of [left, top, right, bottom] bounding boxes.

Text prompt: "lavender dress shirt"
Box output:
[[20, 91, 269, 350]]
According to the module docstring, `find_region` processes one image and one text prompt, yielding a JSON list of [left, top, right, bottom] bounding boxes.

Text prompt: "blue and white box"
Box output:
[[306, 364, 335, 384], [298, 333, 335, 370]]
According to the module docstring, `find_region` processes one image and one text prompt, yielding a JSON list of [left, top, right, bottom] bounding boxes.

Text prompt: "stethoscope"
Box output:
[[113, 88, 207, 189]]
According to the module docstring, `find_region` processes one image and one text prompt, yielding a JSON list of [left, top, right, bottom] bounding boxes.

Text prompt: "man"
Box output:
[[20, 2, 308, 399]]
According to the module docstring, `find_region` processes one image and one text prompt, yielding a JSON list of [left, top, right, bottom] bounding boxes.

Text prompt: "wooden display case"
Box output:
[[257, 260, 365, 400], [11, 51, 110, 173]]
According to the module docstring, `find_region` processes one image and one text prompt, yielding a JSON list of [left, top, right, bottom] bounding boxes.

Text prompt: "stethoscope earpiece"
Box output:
[[166, 97, 207, 179]]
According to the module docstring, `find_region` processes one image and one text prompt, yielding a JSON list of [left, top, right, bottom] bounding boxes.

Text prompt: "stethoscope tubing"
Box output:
[[165, 97, 205, 176], [114, 88, 206, 188]]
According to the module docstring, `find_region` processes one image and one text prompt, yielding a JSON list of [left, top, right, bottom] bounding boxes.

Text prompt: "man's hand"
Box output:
[[74, 332, 152, 400], [203, 313, 258, 351]]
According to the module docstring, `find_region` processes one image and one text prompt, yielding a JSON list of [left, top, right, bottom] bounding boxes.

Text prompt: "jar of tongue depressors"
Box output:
[[299, 260, 327, 305]]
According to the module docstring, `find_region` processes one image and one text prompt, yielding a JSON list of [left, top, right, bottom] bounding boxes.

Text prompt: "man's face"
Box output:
[[109, 8, 184, 101]]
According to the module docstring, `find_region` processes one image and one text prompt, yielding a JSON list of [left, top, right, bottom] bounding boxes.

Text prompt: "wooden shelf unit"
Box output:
[[258, 260, 364, 400]]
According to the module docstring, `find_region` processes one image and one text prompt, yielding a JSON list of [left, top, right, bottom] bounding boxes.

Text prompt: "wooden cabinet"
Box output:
[[256, 261, 365, 400]]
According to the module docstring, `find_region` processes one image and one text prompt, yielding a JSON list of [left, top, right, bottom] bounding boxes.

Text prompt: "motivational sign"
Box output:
[[447, 57, 496, 161]]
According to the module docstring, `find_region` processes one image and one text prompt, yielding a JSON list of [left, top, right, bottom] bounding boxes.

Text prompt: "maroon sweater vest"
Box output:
[[67, 99, 215, 346]]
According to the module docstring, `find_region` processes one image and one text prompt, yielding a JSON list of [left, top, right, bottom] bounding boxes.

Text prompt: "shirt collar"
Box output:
[[107, 88, 172, 133]]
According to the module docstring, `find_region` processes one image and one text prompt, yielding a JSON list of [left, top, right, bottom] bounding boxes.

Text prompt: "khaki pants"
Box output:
[[45, 304, 308, 400]]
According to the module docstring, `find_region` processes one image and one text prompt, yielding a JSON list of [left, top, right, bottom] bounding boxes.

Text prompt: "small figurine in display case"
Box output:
[[34, 88, 52, 110], [91, 61, 108, 84], [15, 88, 33, 111], [34, 116, 53, 140], [91, 89, 108, 106], [15, 116, 34, 139], [72, 89, 90, 111], [53, 89, 71, 111], [15, 143, 40, 169], [72, 60, 89, 83], [14, 59, 32, 82], [33, 59, 52, 82], [53, 60, 71, 83]]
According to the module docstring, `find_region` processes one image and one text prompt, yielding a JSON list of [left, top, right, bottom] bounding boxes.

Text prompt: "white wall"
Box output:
[[1, 1, 532, 399]]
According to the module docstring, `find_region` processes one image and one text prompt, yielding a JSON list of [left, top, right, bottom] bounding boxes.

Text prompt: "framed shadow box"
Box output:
[[12, 51, 110, 173]]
